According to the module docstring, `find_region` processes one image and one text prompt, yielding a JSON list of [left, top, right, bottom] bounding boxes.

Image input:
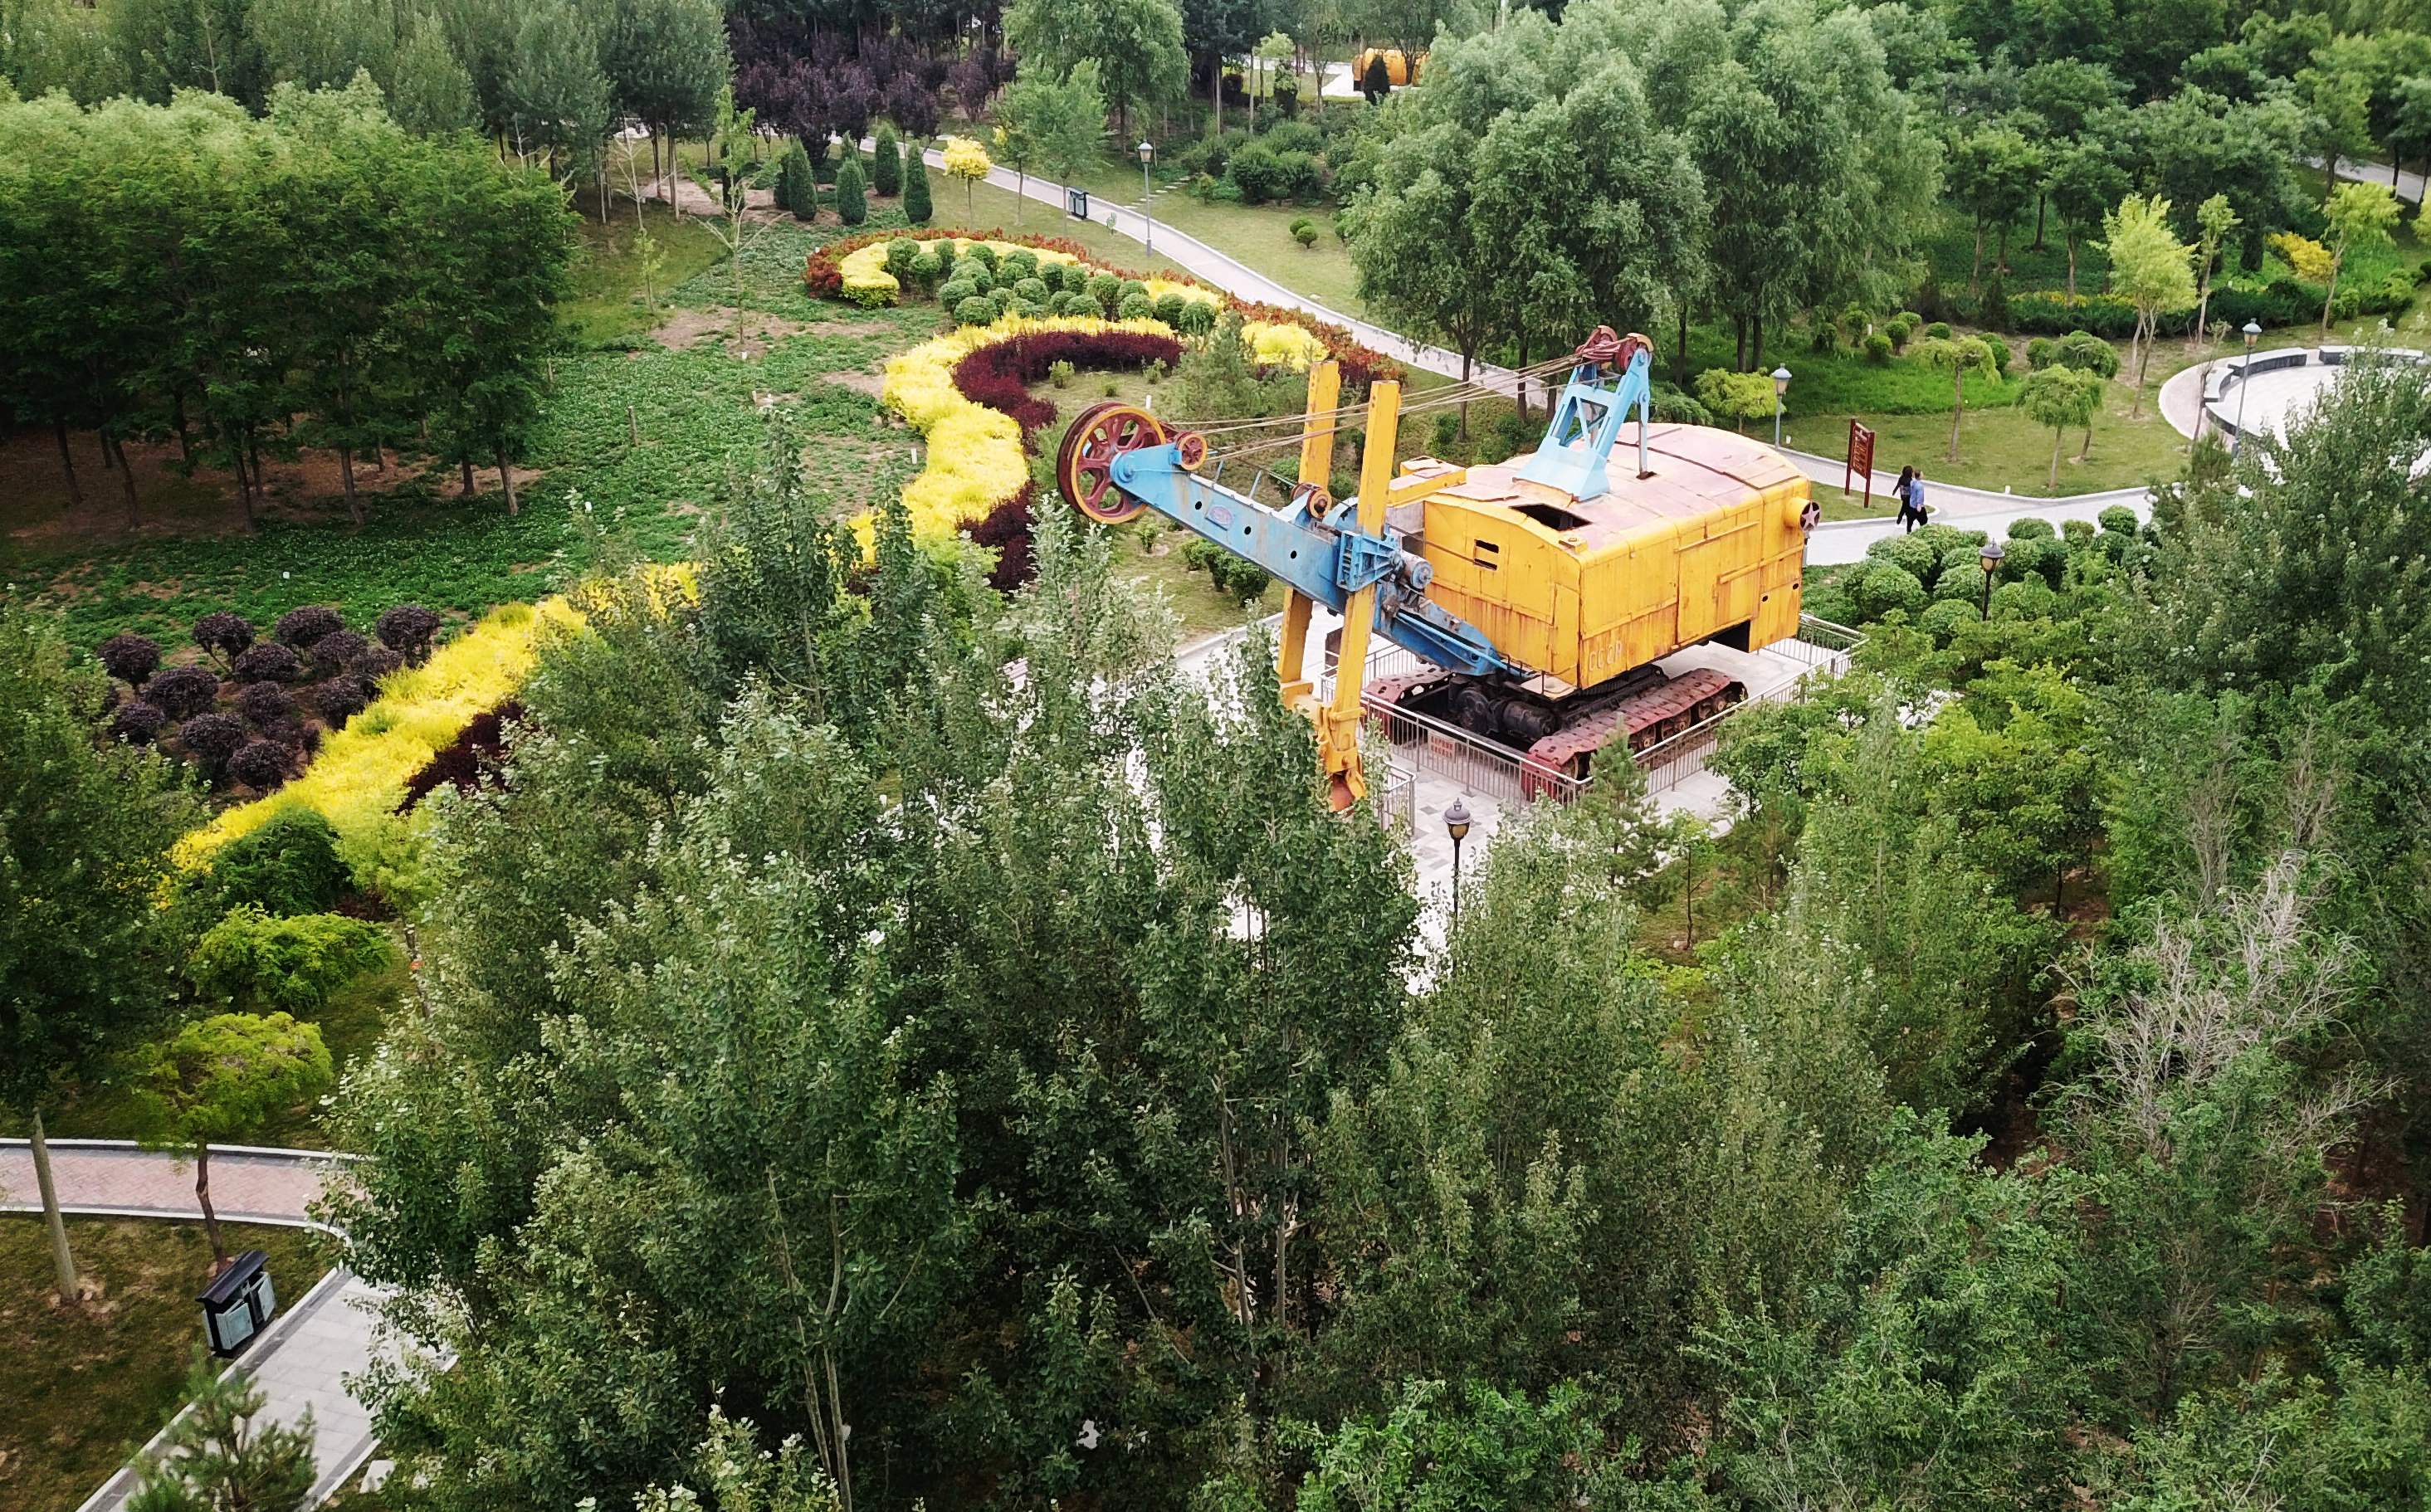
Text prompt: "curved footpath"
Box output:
[[0, 1139, 395, 1511]]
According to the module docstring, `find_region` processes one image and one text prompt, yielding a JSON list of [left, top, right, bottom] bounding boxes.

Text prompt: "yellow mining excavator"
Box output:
[[1056, 329, 1819, 808]]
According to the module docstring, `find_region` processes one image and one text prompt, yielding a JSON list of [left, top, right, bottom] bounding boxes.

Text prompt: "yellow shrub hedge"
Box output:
[[878, 314, 1179, 544], [174, 599, 581, 890]]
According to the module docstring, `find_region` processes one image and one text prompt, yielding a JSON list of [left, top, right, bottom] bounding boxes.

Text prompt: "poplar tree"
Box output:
[[0, 603, 199, 1302]]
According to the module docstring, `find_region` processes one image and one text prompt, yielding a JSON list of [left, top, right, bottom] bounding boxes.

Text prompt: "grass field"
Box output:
[[0, 1217, 335, 1512]]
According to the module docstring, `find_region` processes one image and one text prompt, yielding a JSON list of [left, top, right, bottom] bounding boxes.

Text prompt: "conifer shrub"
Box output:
[[903, 154, 933, 223], [873, 124, 903, 196], [188, 905, 397, 1013]]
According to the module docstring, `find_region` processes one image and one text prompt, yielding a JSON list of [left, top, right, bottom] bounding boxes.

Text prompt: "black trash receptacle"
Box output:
[[1067, 186, 1091, 221], [198, 1249, 278, 1358]]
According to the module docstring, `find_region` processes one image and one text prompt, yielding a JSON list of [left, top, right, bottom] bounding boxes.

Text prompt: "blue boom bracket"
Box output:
[[1516, 331, 1656, 501], [1104, 445, 1515, 680]]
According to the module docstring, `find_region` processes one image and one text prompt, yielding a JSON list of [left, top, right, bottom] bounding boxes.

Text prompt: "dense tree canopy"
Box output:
[[0, 81, 576, 522]]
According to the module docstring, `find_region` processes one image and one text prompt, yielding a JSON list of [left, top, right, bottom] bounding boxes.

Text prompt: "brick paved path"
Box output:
[[1, 1139, 394, 1510]]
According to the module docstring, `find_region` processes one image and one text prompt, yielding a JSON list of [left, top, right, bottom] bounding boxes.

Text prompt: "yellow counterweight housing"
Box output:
[[1404, 423, 1813, 691]]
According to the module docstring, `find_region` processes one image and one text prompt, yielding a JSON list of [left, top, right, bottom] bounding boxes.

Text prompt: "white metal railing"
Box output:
[[1360, 690, 1589, 805]]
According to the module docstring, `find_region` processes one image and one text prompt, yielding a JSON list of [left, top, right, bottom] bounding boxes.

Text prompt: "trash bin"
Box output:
[[1067, 186, 1090, 221], [199, 1249, 278, 1358]]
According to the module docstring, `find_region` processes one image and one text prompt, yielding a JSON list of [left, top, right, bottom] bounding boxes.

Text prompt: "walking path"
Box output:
[[911, 145, 1529, 398], [0, 1139, 393, 1511]]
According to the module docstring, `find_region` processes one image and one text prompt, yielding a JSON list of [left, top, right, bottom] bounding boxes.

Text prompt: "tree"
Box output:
[[1912, 333, 2001, 462], [2188, 191, 2238, 350], [2320, 180, 2400, 339], [133, 1012, 334, 1266], [2099, 193, 2194, 417], [499, 0, 612, 186], [901, 141, 933, 224], [386, 9, 480, 134], [602, 0, 728, 210], [997, 60, 1108, 221], [244, 0, 392, 94], [1361, 50, 1390, 103], [128, 1352, 317, 1512], [0, 602, 198, 1302], [2018, 363, 2103, 488], [1948, 124, 2043, 291], [834, 146, 866, 225], [1004, 0, 1188, 139], [1342, 0, 1481, 73], [688, 85, 769, 333], [940, 133, 991, 218], [1622, 0, 1937, 370]]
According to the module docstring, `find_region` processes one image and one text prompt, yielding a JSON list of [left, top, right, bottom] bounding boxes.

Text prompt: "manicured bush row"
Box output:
[[2009, 274, 2415, 337], [807, 224, 1401, 389]]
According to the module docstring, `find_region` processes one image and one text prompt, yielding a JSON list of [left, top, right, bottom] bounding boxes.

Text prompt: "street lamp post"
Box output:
[[1979, 539, 2006, 618], [2233, 319, 2262, 455], [1138, 139, 1154, 255], [1771, 366, 1792, 448], [1444, 797, 1472, 935]]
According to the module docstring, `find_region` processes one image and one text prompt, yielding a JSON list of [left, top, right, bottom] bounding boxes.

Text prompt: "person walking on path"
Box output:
[[1894, 465, 1927, 532]]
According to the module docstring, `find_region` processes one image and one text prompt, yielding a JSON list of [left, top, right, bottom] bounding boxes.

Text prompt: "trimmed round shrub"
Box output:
[[1173, 300, 1218, 338], [2062, 517, 2096, 549], [1919, 597, 1983, 642], [1117, 278, 1148, 302], [1911, 522, 1984, 556], [1118, 292, 1157, 321], [197, 807, 347, 915], [178, 712, 247, 770], [909, 248, 945, 285], [352, 645, 403, 680], [312, 628, 368, 675], [1153, 292, 1187, 325], [1989, 577, 2059, 621], [1047, 261, 1082, 295], [147, 664, 220, 719], [2006, 516, 2056, 540], [1856, 563, 1929, 620], [1865, 530, 1940, 585], [315, 674, 374, 726], [937, 278, 979, 309], [229, 641, 302, 684], [237, 680, 295, 725], [989, 287, 1017, 318], [949, 256, 989, 285], [193, 611, 256, 664], [1863, 331, 1893, 363], [111, 700, 167, 744], [1925, 320, 1952, 339], [954, 295, 997, 326], [884, 239, 922, 279], [1803, 585, 1860, 627], [375, 606, 442, 661], [273, 605, 344, 647], [1086, 271, 1121, 312], [1047, 290, 1082, 316], [1012, 276, 1049, 304], [1014, 299, 1049, 319], [97, 632, 161, 687], [226, 739, 289, 790], [1933, 561, 1987, 601], [997, 247, 1038, 281], [966, 241, 998, 272], [2097, 505, 2139, 537]]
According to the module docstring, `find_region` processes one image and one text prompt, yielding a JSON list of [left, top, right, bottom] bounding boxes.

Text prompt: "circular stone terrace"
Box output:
[[2196, 344, 2431, 445]]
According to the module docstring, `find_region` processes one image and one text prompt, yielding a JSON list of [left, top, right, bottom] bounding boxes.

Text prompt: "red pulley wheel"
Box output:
[[1057, 401, 1168, 524]]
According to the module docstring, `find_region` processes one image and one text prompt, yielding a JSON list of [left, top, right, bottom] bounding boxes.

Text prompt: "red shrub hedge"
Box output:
[[950, 329, 1184, 437]]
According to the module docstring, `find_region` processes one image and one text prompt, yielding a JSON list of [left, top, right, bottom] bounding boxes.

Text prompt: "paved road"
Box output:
[[1, 1139, 392, 1511]]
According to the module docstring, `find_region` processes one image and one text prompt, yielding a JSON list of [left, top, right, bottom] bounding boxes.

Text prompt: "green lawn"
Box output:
[[560, 202, 728, 349], [0, 1217, 335, 1512], [5, 218, 931, 651]]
